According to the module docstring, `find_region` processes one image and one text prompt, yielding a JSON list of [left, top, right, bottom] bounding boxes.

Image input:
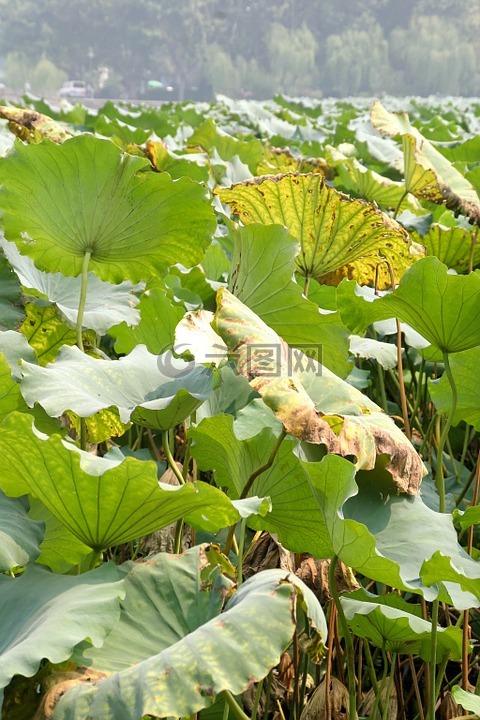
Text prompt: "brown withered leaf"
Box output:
[[243, 532, 294, 579], [300, 677, 349, 720], [0, 106, 72, 144], [295, 556, 360, 605], [34, 668, 107, 719], [358, 677, 398, 720], [438, 692, 461, 720], [213, 288, 424, 494]]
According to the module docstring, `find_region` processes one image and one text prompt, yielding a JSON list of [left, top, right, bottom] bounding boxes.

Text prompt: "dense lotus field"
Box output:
[[0, 92, 480, 720]]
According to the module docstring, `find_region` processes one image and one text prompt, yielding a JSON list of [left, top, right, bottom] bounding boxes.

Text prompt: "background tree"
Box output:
[[0, 0, 477, 99]]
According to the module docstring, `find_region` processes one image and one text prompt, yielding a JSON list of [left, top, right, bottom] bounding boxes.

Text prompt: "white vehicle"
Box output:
[[58, 80, 91, 98]]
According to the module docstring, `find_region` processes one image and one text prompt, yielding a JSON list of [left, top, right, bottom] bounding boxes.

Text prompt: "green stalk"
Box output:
[[376, 363, 389, 413], [222, 698, 230, 720], [225, 429, 287, 556], [223, 690, 251, 720], [303, 274, 311, 298], [75, 250, 92, 449], [395, 319, 411, 439], [162, 430, 185, 485], [173, 517, 184, 554], [250, 678, 263, 720], [370, 651, 388, 720], [237, 518, 247, 586], [76, 250, 92, 352], [393, 190, 409, 219], [436, 352, 458, 513], [89, 549, 102, 570], [328, 556, 357, 720], [381, 656, 397, 720], [239, 429, 287, 499], [427, 597, 440, 720], [264, 671, 273, 718], [409, 358, 425, 432]]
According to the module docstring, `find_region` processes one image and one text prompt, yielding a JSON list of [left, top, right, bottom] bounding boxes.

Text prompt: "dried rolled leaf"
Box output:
[[300, 677, 349, 720], [214, 287, 424, 494]]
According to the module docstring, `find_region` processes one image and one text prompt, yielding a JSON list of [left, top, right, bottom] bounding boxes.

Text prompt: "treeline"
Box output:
[[0, 0, 477, 99]]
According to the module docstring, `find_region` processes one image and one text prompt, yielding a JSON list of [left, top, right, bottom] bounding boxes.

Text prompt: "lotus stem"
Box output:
[[381, 657, 397, 720], [162, 430, 185, 485], [239, 428, 287, 499], [427, 597, 440, 720], [371, 650, 388, 720], [237, 518, 247, 586], [328, 556, 357, 720], [222, 690, 251, 720], [250, 678, 263, 720], [436, 352, 458, 513], [76, 249, 91, 352], [303, 274, 311, 298], [393, 189, 409, 219], [462, 456, 480, 689]]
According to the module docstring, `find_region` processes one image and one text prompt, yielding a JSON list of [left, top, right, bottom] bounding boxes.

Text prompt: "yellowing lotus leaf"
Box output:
[[217, 172, 415, 288], [371, 100, 480, 224]]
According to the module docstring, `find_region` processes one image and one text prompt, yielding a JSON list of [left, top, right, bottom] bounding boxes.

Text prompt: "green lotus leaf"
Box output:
[[0, 341, 63, 434], [188, 117, 263, 172], [337, 258, 480, 354], [349, 335, 398, 369], [371, 101, 480, 224], [217, 172, 414, 288], [0, 247, 24, 330], [2, 237, 142, 334], [110, 283, 184, 354], [0, 413, 246, 550], [378, 258, 480, 353], [213, 288, 424, 495], [341, 588, 464, 662], [54, 546, 326, 719], [190, 413, 334, 557], [228, 223, 350, 377], [0, 562, 124, 704], [174, 309, 228, 365], [201, 241, 231, 282], [336, 280, 389, 335], [420, 551, 480, 603], [452, 685, 480, 714], [0, 135, 216, 283], [304, 455, 480, 608], [429, 347, 480, 430], [145, 140, 210, 184], [423, 224, 480, 273], [28, 498, 93, 574], [401, 134, 445, 202], [21, 304, 78, 365], [327, 144, 420, 214], [165, 265, 216, 309], [0, 353, 27, 422], [20, 344, 215, 429], [453, 505, 480, 532], [196, 365, 257, 423], [0, 329, 37, 377], [0, 491, 44, 571], [94, 113, 151, 146]]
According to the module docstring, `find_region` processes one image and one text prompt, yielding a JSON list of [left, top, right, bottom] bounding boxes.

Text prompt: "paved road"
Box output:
[[1, 93, 167, 109]]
